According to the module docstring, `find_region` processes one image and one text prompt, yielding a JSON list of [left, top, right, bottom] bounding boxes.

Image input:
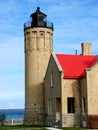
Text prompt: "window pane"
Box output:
[[67, 97, 75, 113], [51, 72, 53, 87], [48, 99, 52, 115], [82, 97, 86, 114], [56, 98, 61, 112]]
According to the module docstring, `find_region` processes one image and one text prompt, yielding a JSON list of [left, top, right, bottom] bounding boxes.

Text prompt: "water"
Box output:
[[0, 109, 24, 120]]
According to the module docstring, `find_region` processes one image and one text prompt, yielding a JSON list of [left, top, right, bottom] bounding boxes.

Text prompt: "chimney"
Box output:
[[81, 43, 92, 55]]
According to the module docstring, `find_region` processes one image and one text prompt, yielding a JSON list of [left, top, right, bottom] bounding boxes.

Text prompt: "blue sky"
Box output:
[[0, 0, 98, 109]]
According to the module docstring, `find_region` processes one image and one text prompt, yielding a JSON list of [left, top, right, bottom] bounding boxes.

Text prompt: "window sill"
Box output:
[[67, 113, 75, 115]]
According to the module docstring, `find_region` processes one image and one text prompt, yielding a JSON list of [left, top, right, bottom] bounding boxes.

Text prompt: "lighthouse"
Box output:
[[24, 7, 53, 125]]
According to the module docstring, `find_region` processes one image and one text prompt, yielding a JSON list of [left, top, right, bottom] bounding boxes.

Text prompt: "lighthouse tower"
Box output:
[[24, 7, 53, 125]]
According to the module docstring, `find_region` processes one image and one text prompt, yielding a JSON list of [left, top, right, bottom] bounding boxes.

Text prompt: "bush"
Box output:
[[87, 115, 98, 129]]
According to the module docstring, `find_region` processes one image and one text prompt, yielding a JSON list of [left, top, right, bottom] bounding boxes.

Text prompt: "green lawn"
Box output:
[[60, 127, 85, 130], [0, 125, 47, 130], [0, 125, 86, 130]]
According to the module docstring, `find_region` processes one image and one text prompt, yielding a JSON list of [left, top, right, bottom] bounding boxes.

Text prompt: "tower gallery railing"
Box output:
[[24, 20, 53, 30]]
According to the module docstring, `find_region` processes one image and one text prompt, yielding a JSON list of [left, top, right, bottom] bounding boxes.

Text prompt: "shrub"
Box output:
[[87, 115, 98, 129]]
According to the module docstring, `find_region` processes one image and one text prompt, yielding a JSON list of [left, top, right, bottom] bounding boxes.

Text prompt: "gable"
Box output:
[[44, 53, 63, 80], [44, 53, 62, 97]]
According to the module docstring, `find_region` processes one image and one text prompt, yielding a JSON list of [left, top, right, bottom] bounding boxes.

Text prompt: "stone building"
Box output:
[[44, 43, 98, 127], [24, 7, 98, 127]]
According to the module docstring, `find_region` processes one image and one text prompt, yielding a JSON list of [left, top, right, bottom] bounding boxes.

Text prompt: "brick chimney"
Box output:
[[81, 43, 92, 55]]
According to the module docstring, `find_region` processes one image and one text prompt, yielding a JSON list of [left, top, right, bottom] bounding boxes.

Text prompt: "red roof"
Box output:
[[56, 54, 98, 79]]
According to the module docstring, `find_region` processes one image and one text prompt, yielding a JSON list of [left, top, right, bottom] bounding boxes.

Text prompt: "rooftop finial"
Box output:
[[37, 7, 40, 11]]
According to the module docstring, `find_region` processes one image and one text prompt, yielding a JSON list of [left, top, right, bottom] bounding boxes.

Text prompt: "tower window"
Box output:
[[40, 31, 44, 36], [67, 97, 75, 113], [32, 31, 37, 34], [50, 72, 53, 87], [40, 32, 43, 36], [26, 32, 30, 35]]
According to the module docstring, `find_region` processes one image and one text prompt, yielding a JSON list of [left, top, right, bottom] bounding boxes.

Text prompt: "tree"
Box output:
[[0, 114, 6, 125]]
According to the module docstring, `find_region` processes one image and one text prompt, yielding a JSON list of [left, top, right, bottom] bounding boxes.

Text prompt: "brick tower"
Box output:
[[24, 7, 53, 125]]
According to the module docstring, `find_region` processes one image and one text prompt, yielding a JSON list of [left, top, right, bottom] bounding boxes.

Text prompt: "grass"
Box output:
[[0, 125, 47, 130], [60, 127, 85, 130], [0, 125, 86, 130]]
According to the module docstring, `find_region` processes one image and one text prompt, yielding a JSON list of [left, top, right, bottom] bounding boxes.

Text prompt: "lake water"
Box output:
[[0, 109, 24, 120]]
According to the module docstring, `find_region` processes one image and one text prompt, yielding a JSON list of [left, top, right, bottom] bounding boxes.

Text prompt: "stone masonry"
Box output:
[[24, 27, 53, 125]]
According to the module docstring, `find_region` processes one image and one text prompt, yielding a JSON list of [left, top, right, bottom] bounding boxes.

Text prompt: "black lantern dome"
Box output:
[[24, 7, 53, 30]]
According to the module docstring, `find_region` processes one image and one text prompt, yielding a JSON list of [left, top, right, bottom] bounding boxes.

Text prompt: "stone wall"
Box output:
[[61, 79, 81, 127], [61, 114, 81, 127], [61, 79, 81, 115], [24, 27, 53, 125], [86, 63, 98, 115], [44, 54, 62, 126]]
